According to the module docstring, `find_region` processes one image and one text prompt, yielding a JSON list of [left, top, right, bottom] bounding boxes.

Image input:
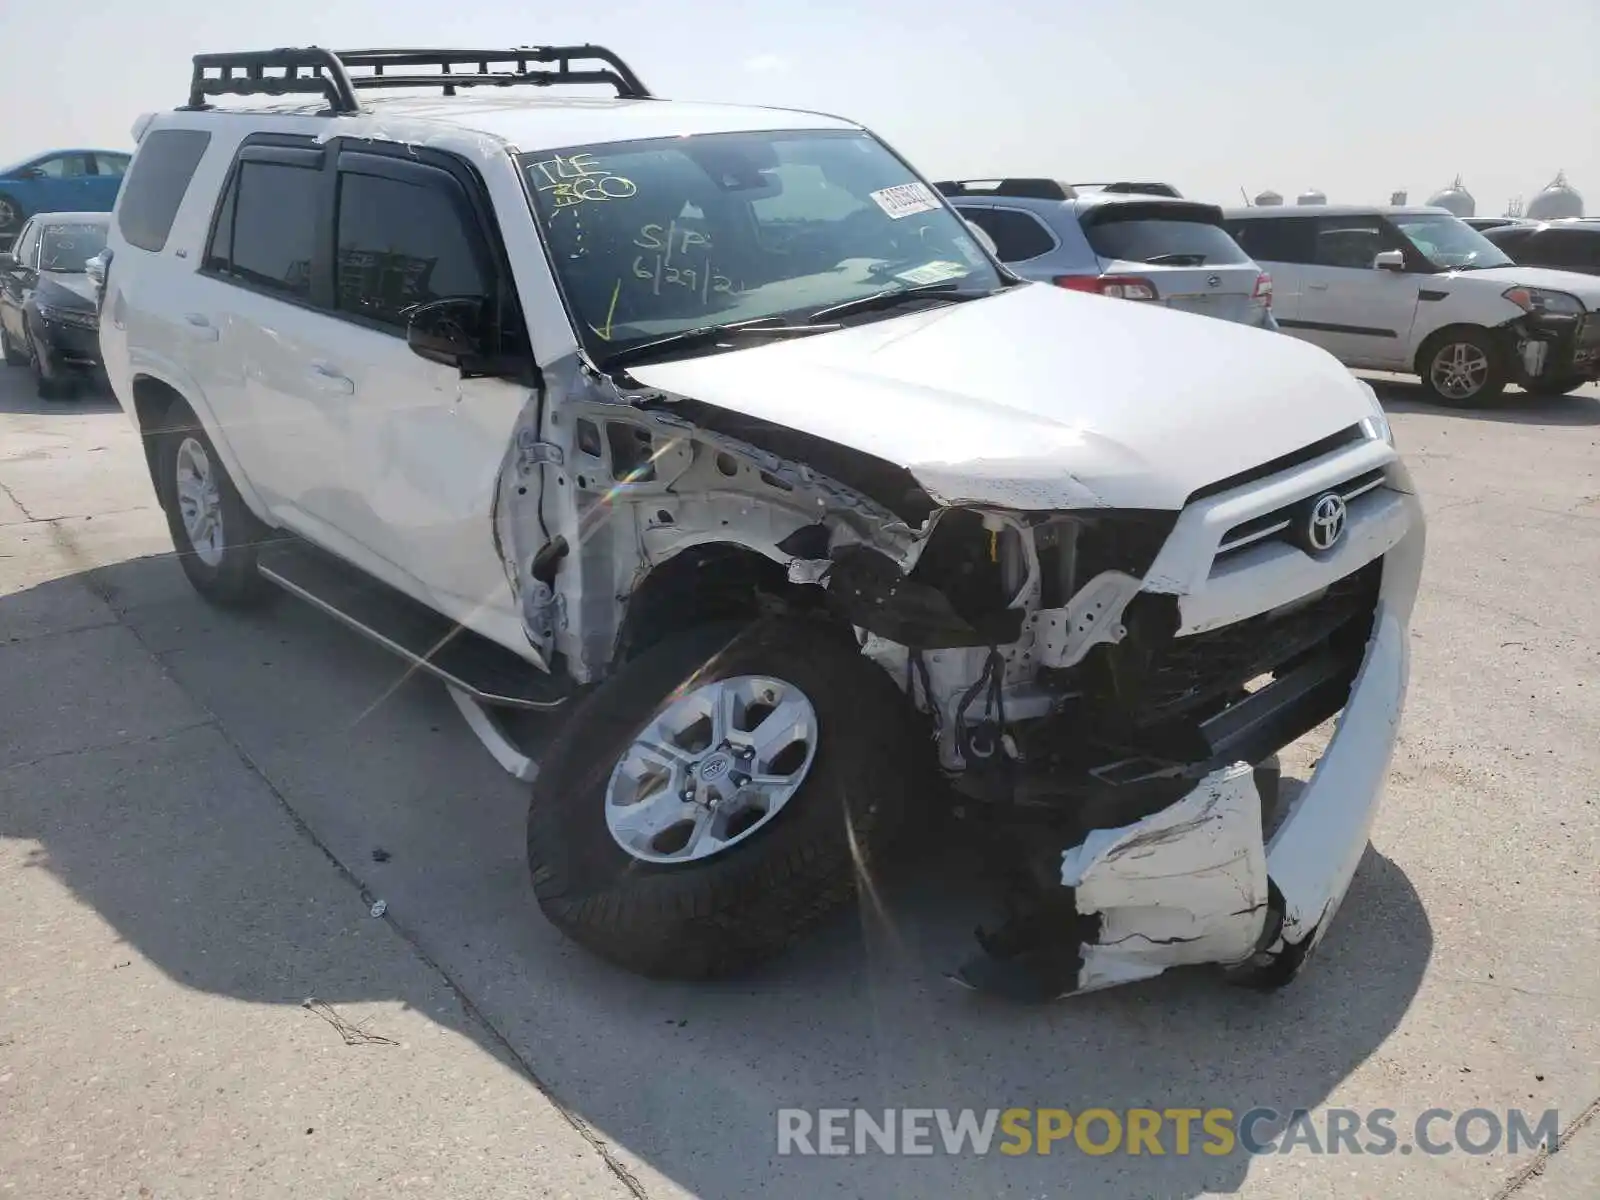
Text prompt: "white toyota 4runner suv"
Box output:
[[99, 45, 1424, 1001]]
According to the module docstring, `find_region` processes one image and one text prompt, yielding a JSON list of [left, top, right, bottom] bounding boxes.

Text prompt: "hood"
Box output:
[[37, 272, 97, 308], [627, 282, 1378, 511], [1451, 265, 1600, 307]]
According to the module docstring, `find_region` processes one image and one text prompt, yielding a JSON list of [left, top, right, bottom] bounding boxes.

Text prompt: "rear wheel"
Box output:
[[152, 403, 274, 607], [1419, 328, 1506, 407], [527, 618, 923, 980]]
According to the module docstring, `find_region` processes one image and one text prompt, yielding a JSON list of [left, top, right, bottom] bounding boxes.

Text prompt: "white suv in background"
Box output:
[[99, 44, 1423, 1002], [1224, 204, 1600, 404]]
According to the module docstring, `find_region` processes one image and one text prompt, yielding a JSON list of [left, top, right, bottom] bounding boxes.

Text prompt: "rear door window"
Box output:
[[1225, 216, 1317, 265], [117, 129, 212, 252], [1083, 203, 1249, 265], [206, 159, 321, 300], [956, 207, 1056, 262]]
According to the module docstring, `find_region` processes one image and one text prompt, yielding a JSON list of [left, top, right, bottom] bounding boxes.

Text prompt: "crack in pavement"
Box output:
[[1488, 1092, 1600, 1200], [38, 515, 653, 1200], [0, 719, 218, 777]]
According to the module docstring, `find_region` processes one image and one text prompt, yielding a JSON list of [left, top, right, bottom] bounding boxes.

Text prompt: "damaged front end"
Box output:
[[500, 355, 1424, 1002]]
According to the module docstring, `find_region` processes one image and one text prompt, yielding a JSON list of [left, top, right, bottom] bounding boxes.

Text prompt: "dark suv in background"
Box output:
[[1483, 220, 1600, 277]]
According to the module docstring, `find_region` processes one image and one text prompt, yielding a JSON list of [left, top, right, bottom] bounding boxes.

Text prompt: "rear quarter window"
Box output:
[[1083, 203, 1249, 266], [117, 129, 212, 252]]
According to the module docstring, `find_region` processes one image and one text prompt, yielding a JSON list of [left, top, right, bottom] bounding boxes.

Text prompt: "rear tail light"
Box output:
[[1252, 272, 1273, 308], [1052, 274, 1159, 301]]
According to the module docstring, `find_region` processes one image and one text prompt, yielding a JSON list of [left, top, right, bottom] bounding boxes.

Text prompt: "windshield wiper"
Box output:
[[1143, 252, 1207, 266], [599, 316, 826, 370], [806, 280, 985, 324]]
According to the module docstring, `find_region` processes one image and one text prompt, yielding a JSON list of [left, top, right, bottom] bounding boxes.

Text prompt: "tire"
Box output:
[[151, 402, 274, 607], [1524, 374, 1589, 397], [31, 339, 71, 400], [1418, 328, 1506, 407], [0, 193, 24, 240], [527, 618, 924, 980], [0, 322, 26, 367]]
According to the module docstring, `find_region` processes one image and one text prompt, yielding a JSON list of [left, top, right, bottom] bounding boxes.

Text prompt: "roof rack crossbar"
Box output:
[[933, 178, 1077, 201], [184, 43, 652, 114]]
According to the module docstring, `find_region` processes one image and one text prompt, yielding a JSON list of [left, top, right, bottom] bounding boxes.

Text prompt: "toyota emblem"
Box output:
[[1305, 492, 1348, 552]]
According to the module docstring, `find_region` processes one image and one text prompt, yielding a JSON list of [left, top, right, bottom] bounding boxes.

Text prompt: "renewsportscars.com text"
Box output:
[[776, 1107, 1561, 1158]]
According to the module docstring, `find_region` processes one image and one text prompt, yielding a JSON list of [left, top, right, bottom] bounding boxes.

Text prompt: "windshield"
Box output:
[[1389, 212, 1513, 270], [520, 130, 1005, 359], [38, 222, 108, 273]]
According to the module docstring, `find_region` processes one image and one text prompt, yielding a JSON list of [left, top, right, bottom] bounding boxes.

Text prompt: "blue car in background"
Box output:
[[0, 149, 131, 246]]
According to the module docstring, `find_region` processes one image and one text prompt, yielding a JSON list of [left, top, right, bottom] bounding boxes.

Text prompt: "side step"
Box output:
[[257, 541, 571, 711]]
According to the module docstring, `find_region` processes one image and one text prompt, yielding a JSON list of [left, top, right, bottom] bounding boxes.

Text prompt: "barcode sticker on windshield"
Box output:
[[870, 183, 941, 220]]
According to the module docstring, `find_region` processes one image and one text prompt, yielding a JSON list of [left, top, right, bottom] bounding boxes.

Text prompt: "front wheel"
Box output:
[[526, 618, 924, 980], [1524, 374, 1590, 397], [1419, 329, 1507, 407], [152, 404, 274, 607]]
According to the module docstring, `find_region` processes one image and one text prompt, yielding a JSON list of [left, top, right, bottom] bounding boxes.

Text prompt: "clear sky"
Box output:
[[3, 0, 1595, 216]]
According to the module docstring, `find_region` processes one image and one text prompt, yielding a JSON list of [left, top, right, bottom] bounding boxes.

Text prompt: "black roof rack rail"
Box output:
[[933, 178, 1077, 201], [1070, 181, 1183, 198], [184, 44, 652, 114]]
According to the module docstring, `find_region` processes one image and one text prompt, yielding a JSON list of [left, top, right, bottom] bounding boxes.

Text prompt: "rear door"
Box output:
[[1225, 215, 1316, 324], [1081, 201, 1266, 324]]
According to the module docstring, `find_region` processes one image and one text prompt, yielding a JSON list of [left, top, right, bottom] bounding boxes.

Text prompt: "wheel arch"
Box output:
[[612, 540, 839, 666], [129, 371, 271, 522], [1411, 320, 1511, 377]]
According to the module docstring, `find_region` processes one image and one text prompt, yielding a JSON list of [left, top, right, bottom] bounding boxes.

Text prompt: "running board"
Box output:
[[256, 541, 571, 712]]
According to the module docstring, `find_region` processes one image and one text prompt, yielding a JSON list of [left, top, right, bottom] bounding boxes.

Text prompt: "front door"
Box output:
[[311, 147, 537, 629], [1293, 216, 1421, 369]]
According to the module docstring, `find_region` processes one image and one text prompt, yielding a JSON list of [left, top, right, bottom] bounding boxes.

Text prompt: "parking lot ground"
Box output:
[[2, 370, 1597, 1200]]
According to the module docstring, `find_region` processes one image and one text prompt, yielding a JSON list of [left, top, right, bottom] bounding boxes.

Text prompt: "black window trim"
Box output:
[[199, 133, 526, 354], [330, 147, 503, 342], [953, 201, 1060, 263], [199, 133, 331, 311]]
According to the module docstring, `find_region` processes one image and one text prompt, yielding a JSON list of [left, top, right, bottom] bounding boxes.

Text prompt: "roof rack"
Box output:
[[1070, 181, 1183, 198], [184, 44, 652, 114], [933, 178, 1077, 201]]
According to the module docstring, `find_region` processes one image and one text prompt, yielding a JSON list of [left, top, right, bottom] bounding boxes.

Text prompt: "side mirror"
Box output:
[[85, 252, 107, 287], [406, 297, 490, 368], [1373, 249, 1407, 272], [405, 297, 538, 384]]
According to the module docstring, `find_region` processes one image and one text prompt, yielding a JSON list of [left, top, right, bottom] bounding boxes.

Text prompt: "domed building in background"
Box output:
[[1296, 188, 1327, 205], [1527, 171, 1584, 220], [1253, 189, 1284, 207], [1427, 176, 1475, 217]]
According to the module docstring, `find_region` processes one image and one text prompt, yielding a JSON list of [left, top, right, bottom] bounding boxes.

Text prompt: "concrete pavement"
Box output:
[[1, 369, 1596, 1199]]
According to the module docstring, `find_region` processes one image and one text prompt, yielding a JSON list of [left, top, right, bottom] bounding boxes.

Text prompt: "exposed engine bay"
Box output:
[[495, 358, 1415, 1000]]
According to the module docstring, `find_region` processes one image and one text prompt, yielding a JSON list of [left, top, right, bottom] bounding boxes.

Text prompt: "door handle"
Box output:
[[182, 313, 219, 341], [1307, 282, 1329, 291], [309, 363, 354, 394]]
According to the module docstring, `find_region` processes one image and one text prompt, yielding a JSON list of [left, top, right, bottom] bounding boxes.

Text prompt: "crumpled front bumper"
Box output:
[[977, 488, 1426, 999]]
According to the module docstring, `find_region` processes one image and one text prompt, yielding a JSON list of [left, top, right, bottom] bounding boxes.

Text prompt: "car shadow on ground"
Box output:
[[1366, 376, 1600, 427], [0, 554, 1435, 1199], [0, 371, 120, 415]]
